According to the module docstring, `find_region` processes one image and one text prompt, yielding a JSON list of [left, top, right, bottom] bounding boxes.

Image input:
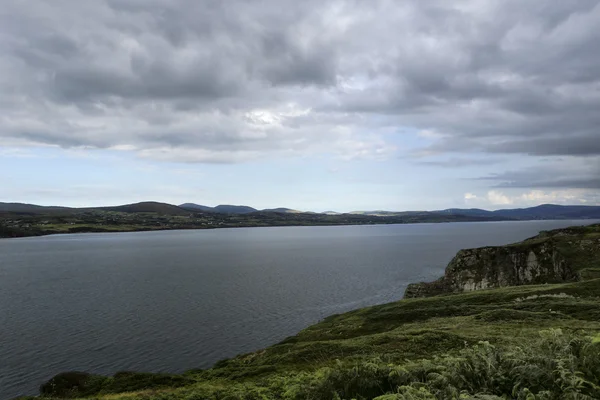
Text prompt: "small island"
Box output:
[[18, 224, 600, 399]]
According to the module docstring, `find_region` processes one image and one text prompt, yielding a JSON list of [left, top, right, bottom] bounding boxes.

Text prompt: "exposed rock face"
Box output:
[[405, 225, 600, 298]]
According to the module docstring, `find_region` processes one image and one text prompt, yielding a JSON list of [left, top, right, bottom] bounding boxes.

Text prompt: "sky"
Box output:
[[1, 0, 599, 212]]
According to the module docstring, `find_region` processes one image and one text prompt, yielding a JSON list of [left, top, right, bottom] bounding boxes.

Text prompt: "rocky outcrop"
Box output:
[[405, 224, 600, 298]]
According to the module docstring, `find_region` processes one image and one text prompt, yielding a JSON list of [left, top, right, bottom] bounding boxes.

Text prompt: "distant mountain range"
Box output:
[[0, 201, 190, 216], [340, 204, 600, 220], [180, 203, 259, 214], [2, 201, 600, 220], [180, 203, 307, 214], [435, 204, 600, 220], [3, 201, 600, 239]]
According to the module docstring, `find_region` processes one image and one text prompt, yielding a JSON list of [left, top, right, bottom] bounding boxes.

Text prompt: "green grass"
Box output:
[[25, 279, 600, 400], [580, 268, 600, 280]]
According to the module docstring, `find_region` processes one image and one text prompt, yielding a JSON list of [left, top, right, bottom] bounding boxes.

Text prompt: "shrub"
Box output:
[[39, 371, 193, 398], [289, 329, 600, 400], [39, 371, 107, 398], [104, 371, 193, 393]]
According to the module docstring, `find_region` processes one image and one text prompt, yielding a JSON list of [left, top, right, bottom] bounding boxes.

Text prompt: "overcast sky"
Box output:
[[1, 0, 599, 211]]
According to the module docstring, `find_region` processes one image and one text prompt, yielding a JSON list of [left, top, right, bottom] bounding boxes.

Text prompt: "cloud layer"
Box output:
[[1, 0, 599, 190]]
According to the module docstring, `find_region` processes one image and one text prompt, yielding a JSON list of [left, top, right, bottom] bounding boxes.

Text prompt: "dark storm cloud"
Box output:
[[0, 0, 599, 171]]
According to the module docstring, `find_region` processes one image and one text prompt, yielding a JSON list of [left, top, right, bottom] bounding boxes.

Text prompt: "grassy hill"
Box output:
[[24, 279, 600, 400], [19, 225, 600, 399], [97, 202, 190, 216], [0, 207, 514, 239], [0, 202, 75, 215], [0, 201, 189, 217], [4, 201, 600, 219], [438, 204, 600, 220], [179, 203, 215, 212], [261, 208, 302, 213], [405, 223, 600, 298], [178, 204, 259, 214]]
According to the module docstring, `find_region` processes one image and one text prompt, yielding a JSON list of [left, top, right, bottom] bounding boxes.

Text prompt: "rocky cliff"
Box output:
[[404, 224, 600, 298]]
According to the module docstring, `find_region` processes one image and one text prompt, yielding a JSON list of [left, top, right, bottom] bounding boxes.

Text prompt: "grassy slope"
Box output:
[[524, 224, 600, 281], [26, 279, 600, 400], [404, 224, 600, 298]]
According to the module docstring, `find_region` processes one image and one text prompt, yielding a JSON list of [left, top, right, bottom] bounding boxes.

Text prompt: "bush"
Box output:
[[36, 330, 600, 399], [104, 371, 193, 393], [288, 329, 600, 400], [39, 372, 107, 398], [39, 371, 193, 398]]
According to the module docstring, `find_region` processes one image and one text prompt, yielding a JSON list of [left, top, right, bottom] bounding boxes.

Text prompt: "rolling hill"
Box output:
[[97, 202, 190, 216], [213, 205, 258, 214], [179, 203, 258, 214], [0, 202, 75, 215], [179, 203, 215, 212], [181, 204, 302, 214], [3, 201, 600, 220], [261, 207, 302, 213], [438, 204, 600, 220]]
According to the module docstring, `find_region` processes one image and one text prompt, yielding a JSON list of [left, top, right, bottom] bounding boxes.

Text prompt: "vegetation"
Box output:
[[13, 223, 600, 399], [404, 224, 600, 298], [3, 201, 600, 240], [16, 277, 600, 400], [0, 208, 506, 239], [37, 372, 192, 398]]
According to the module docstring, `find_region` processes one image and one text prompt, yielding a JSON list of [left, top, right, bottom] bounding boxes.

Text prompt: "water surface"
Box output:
[[0, 220, 597, 399]]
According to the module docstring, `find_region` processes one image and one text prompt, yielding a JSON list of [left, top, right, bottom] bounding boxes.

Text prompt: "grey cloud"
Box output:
[[17, 0, 337, 102], [417, 157, 504, 168], [495, 176, 600, 190], [498, 177, 600, 190], [333, 1, 600, 157], [488, 135, 600, 157], [424, 130, 600, 158], [18, 131, 102, 149], [1, 0, 599, 167], [480, 159, 600, 189]]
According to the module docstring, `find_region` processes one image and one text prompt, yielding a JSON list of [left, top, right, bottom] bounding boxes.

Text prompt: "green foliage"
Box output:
[[103, 371, 193, 393], [579, 268, 600, 280], [282, 330, 600, 400], [30, 278, 600, 400], [1, 208, 545, 240], [39, 372, 107, 398], [474, 309, 568, 322], [39, 371, 193, 397]]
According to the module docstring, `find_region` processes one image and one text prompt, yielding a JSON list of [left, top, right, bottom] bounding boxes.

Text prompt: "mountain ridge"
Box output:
[[2, 201, 600, 219], [437, 203, 600, 220], [179, 203, 258, 214]]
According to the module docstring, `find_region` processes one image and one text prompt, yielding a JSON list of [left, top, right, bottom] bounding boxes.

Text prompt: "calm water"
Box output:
[[0, 220, 598, 399]]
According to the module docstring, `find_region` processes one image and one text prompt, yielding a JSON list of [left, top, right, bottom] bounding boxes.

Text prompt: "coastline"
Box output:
[[3, 216, 600, 241]]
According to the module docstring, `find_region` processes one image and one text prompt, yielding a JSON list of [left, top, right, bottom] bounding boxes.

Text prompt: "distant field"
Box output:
[[0, 209, 508, 239]]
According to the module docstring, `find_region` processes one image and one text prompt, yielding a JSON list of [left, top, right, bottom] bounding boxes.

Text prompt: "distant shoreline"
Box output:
[[0, 206, 516, 240], [3, 217, 600, 240], [3, 202, 600, 240]]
